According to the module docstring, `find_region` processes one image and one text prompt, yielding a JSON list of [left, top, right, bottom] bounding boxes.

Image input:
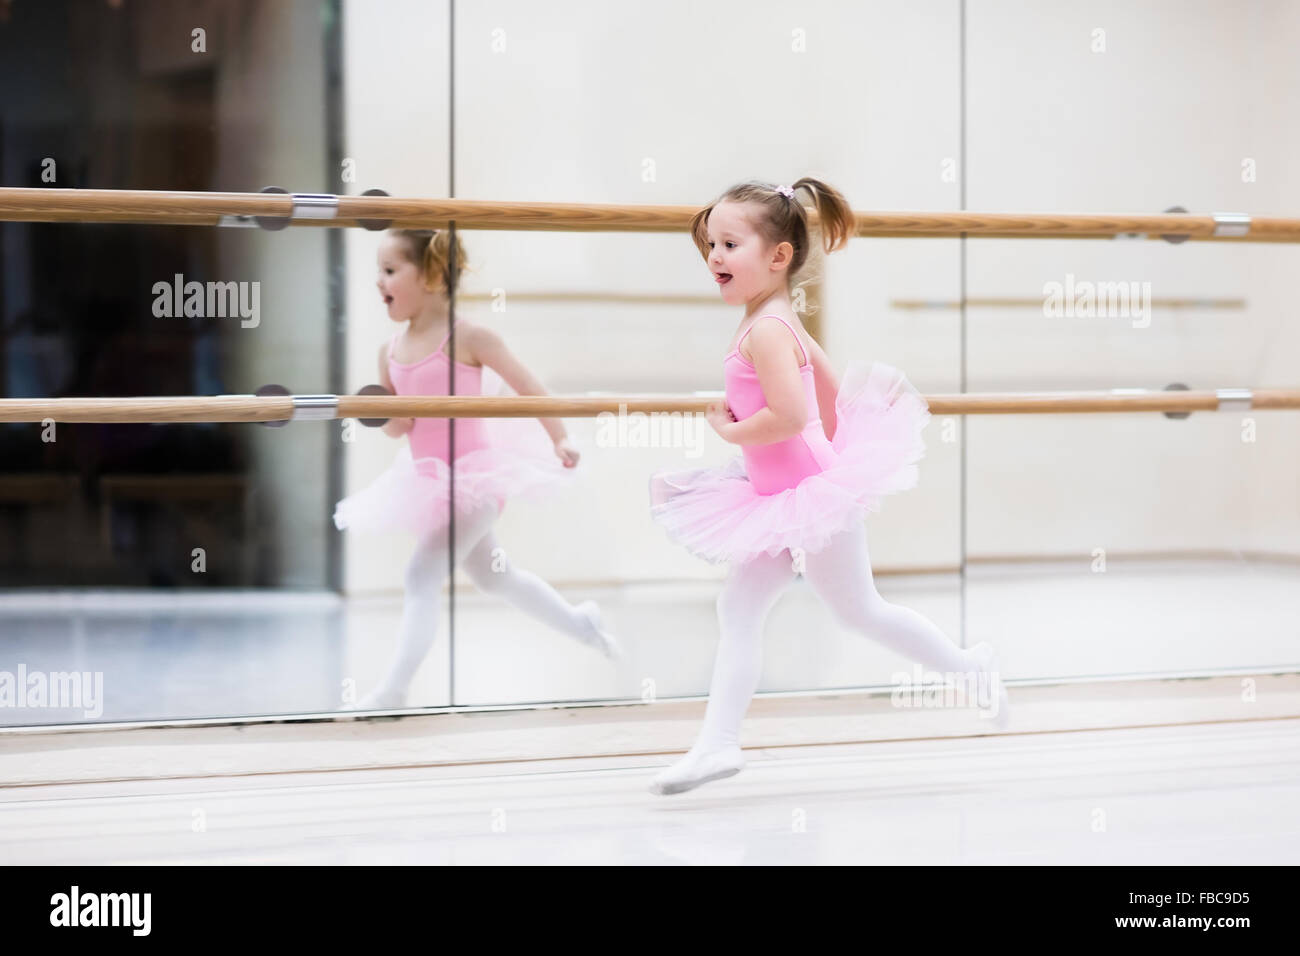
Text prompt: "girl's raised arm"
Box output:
[[463, 322, 574, 454]]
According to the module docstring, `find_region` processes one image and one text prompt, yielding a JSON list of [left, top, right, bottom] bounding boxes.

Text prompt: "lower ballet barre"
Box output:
[[0, 385, 1296, 424]]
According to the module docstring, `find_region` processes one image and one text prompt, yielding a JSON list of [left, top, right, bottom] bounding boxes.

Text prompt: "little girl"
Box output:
[[647, 178, 1009, 795], [334, 228, 621, 710]]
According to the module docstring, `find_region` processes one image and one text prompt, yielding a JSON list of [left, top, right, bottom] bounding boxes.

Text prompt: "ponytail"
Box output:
[[390, 228, 471, 294], [790, 177, 856, 255]]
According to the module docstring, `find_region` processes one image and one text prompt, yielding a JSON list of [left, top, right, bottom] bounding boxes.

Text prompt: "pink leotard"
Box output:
[[388, 324, 492, 464], [725, 314, 838, 495]]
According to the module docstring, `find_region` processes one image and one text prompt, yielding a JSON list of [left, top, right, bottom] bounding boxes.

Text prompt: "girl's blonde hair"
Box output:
[[388, 228, 473, 295], [688, 178, 856, 311]]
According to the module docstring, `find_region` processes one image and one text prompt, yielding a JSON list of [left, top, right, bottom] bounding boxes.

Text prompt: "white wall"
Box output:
[[964, 0, 1300, 558]]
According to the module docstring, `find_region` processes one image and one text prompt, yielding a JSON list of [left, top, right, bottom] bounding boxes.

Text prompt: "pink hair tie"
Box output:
[[775, 184, 795, 199]]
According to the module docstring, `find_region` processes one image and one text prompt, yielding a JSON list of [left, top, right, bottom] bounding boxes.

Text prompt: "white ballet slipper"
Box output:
[[577, 601, 625, 663], [648, 745, 745, 796]]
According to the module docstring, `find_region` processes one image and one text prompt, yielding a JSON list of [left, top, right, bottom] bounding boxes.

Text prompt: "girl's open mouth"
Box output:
[[715, 274, 731, 285]]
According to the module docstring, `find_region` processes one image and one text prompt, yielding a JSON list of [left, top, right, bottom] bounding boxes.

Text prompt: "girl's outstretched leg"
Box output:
[[650, 550, 797, 796], [355, 501, 499, 709], [459, 529, 621, 659], [801, 522, 1009, 726]]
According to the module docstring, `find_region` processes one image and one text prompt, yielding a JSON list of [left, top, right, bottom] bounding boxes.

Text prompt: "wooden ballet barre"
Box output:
[[891, 297, 1248, 310], [0, 187, 1295, 242], [0, 388, 1296, 424]]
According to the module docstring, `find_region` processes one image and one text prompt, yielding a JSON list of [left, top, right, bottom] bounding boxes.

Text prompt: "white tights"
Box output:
[[694, 521, 980, 752], [362, 501, 604, 706]]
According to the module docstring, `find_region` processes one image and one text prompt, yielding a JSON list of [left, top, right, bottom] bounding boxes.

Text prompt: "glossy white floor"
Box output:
[[1, 718, 1297, 864], [1, 555, 1296, 863]]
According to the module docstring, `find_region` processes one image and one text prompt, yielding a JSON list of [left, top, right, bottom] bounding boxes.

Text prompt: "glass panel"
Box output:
[[336, 0, 453, 712], [965, 0, 1300, 681], [0, 0, 344, 724]]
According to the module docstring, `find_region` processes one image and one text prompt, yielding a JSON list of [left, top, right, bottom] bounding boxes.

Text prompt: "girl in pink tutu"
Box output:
[[335, 228, 620, 710], [647, 179, 1009, 795]]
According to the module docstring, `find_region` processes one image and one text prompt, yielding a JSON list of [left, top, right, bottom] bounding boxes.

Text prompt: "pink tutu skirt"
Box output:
[[648, 360, 930, 565], [333, 417, 574, 539]]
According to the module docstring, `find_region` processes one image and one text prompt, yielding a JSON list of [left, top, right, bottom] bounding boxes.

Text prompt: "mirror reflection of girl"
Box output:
[[647, 179, 1009, 795], [335, 229, 621, 710]]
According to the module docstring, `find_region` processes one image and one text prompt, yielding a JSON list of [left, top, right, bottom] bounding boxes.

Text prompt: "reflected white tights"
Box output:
[[359, 501, 611, 708]]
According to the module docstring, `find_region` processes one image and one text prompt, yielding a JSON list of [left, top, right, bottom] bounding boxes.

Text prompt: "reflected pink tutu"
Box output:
[[648, 360, 930, 565], [333, 416, 574, 539]]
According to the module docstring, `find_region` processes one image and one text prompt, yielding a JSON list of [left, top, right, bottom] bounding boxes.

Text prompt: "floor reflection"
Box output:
[[0, 555, 1296, 727]]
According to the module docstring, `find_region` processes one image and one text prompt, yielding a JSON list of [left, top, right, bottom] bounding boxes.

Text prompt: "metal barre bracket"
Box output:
[[1215, 387, 1253, 411], [291, 194, 339, 220], [290, 395, 339, 421], [356, 188, 392, 231], [254, 383, 291, 426], [1163, 381, 1191, 419], [253, 188, 340, 230], [355, 384, 391, 427], [254, 186, 291, 231], [1160, 206, 1191, 244], [253, 386, 340, 425], [1159, 384, 1255, 417], [1212, 213, 1251, 237]]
